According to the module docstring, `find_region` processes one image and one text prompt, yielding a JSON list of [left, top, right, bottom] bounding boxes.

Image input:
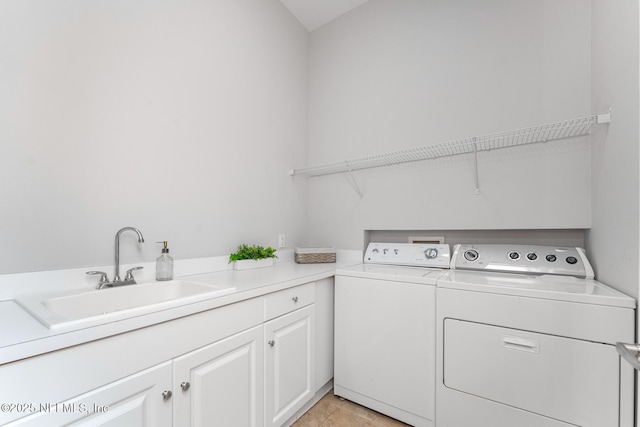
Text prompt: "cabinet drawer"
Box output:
[[265, 283, 314, 321]]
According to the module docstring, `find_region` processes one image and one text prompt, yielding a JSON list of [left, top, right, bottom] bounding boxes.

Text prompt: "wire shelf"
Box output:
[[289, 112, 610, 178]]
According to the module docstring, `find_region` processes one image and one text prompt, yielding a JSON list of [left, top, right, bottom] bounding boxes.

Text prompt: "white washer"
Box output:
[[436, 244, 636, 427], [334, 242, 450, 427]]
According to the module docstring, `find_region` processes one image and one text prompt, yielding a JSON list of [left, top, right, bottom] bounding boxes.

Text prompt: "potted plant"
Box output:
[[229, 244, 278, 270]]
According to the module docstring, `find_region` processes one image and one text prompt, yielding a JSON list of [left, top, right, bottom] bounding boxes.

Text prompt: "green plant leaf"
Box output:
[[229, 244, 278, 263]]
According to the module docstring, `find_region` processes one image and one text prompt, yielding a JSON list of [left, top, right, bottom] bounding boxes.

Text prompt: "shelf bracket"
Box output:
[[596, 110, 612, 124], [473, 138, 480, 195], [345, 161, 364, 198]]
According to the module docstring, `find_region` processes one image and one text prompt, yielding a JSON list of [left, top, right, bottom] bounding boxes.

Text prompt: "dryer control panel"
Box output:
[[364, 242, 450, 268], [451, 244, 594, 278]]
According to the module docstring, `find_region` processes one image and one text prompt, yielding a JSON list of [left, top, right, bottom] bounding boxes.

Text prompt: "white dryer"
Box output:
[[334, 242, 450, 427], [436, 244, 636, 427]]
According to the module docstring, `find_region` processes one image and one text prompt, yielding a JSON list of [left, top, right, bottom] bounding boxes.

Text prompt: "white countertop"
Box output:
[[0, 260, 358, 366]]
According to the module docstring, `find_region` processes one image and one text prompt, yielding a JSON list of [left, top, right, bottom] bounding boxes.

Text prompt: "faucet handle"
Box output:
[[125, 266, 144, 282], [86, 271, 109, 289]]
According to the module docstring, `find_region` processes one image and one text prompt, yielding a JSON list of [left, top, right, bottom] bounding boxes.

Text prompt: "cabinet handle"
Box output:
[[180, 381, 191, 391], [292, 296, 299, 303], [162, 390, 173, 400], [268, 340, 275, 347]]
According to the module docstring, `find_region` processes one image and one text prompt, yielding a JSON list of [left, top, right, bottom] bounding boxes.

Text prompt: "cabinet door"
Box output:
[[173, 325, 264, 427], [264, 305, 314, 427], [8, 362, 173, 427]]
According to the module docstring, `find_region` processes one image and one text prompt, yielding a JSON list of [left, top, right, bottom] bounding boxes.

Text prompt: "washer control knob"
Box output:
[[546, 254, 557, 262], [463, 250, 479, 262], [383, 248, 389, 255], [424, 248, 439, 259], [526, 252, 538, 261], [508, 251, 520, 260], [372, 248, 379, 254], [566, 256, 578, 265]]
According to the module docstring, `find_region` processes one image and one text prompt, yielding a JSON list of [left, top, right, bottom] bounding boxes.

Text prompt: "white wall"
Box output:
[[588, 0, 639, 298], [306, 0, 592, 249], [0, 0, 309, 274], [3, 0, 634, 294]]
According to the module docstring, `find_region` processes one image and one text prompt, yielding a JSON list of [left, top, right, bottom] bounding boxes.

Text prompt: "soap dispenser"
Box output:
[[156, 241, 174, 281]]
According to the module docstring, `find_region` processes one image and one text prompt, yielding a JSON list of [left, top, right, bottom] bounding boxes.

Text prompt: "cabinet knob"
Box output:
[[268, 340, 275, 347], [180, 381, 191, 391], [162, 390, 173, 400], [292, 296, 299, 303]]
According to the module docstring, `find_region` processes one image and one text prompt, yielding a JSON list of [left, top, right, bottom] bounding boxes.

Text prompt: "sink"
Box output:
[[16, 280, 236, 330]]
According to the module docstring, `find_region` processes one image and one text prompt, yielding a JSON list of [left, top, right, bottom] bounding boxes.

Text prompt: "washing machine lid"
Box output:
[[335, 264, 443, 285], [438, 270, 635, 308]]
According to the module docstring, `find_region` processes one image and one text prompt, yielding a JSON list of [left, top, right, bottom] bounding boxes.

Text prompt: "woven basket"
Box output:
[[294, 247, 336, 264]]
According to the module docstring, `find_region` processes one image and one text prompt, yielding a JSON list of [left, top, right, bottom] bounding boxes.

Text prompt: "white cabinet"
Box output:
[[1, 296, 264, 427], [173, 325, 264, 427], [8, 362, 173, 427], [264, 286, 315, 427], [2, 279, 326, 427]]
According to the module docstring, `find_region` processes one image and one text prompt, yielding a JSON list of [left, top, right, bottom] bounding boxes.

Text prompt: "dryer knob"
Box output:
[[508, 251, 520, 260], [463, 250, 479, 262], [424, 248, 439, 259], [566, 256, 578, 265]]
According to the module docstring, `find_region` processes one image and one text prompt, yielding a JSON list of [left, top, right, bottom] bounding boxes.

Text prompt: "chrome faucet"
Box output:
[[114, 227, 144, 282], [87, 226, 145, 289]]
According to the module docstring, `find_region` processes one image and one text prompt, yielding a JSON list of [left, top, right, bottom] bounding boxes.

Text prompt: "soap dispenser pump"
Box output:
[[156, 241, 174, 281]]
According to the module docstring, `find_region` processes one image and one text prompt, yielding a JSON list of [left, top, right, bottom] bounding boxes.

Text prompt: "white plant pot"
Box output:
[[233, 258, 275, 271]]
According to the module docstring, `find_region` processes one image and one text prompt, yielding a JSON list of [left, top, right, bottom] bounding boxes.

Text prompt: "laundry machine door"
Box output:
[[443, 319, 620, 427]]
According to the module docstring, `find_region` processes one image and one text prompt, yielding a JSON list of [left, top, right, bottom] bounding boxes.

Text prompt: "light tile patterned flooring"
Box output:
[[292, 390, 409, 427]]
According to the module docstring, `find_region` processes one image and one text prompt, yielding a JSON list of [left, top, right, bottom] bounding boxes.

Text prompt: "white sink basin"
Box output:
[[16, 280, 236, 330]]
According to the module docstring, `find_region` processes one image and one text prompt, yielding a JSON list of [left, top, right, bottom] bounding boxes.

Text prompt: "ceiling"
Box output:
[[280, 0, 371, 32]]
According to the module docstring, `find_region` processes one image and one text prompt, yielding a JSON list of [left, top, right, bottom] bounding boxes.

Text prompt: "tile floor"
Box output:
[[292, 390, 409, 427]]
